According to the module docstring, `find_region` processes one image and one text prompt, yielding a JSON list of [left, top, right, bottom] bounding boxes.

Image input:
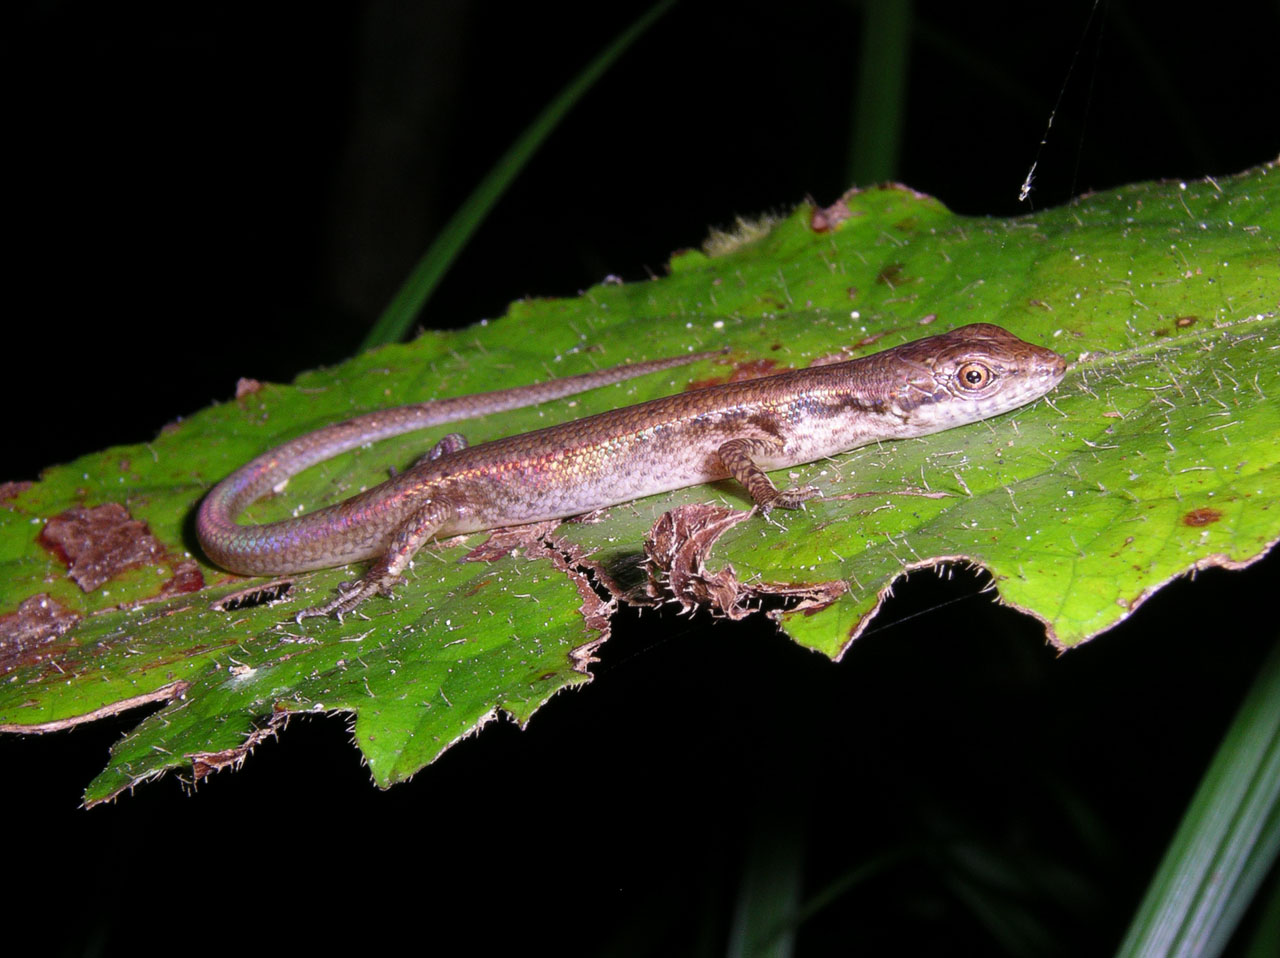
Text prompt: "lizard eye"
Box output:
[[956, 362, 994, 391]]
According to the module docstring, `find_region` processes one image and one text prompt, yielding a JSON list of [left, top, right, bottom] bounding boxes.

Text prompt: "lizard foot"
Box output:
[[295, 574, 399, 623], [759, 484, 821, 512]]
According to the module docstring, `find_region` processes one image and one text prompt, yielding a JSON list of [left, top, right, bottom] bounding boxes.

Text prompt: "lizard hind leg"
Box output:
[[404, 432, 470, 472], [295, 495, 459, 622], [426, 432, 469, 460]]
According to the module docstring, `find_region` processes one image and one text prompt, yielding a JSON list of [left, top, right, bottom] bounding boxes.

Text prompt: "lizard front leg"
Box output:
[[717, 437, 820, 511]]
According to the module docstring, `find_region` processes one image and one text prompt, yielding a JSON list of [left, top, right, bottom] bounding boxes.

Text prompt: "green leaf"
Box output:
[[1, 161, 1275, 802]]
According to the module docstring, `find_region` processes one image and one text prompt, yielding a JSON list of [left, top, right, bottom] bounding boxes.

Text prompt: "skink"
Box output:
[[196, 323, 1067, 619]]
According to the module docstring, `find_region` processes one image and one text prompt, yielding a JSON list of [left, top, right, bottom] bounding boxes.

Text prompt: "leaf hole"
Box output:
[[212, 579, 295, 612]]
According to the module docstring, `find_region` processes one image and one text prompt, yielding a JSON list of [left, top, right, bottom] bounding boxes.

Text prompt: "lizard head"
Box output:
[[888, 323, 1067, 429]]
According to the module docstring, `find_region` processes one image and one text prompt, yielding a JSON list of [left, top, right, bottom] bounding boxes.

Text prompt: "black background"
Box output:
[[5, 2, 1279, 955]]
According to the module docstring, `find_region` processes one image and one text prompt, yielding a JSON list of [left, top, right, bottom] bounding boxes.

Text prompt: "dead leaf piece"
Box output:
[[540, 533, 618, 671], [810, 198, 852, 232], [811, 183, 930, 232], [761, 579, 848, 621], [37, 503, 164, 591], [0, 594, 82, 676], [1, 680, 190, 735], [551, 540, 616, 637], [644, 504, 751, 614], [234, 377, 264, 399], [460, 521, 616, 671], [643, 504, 847, 621], [189, 718, 284, 784], [477, 523, 617, 671], [462, 521, 561, 564]]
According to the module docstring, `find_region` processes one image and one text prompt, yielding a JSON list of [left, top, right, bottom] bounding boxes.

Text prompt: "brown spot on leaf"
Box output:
[[0, 481, 33, 502], [0, 594, 82, 676], [728, 359, 781, 382], [160, 560, 206, 597], [686, 376, 725, 391], [38, 503, 165, 592], [875, 263, 906, 287], [462, 578, 495, 598], [687, 358, 784, 391], [1109, 537, 1137, 558], [1183, 508, 1222, 527]]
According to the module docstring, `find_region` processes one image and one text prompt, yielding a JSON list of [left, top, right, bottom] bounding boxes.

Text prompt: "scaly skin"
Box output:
[[196, 324, 1067, 619]]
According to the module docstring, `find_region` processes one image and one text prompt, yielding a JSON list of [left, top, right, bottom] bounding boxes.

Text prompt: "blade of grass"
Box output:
[[847, 0, 912, 185], [790, 847, 908, 930], [362, 0, 678, 350], [1115, 636, 1280, 958], [1239, 866, 1280, 958], [727, 816, 803, 958]]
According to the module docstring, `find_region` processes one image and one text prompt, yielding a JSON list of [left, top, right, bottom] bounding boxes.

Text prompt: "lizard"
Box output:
[[196, 323, 1067, 620]]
